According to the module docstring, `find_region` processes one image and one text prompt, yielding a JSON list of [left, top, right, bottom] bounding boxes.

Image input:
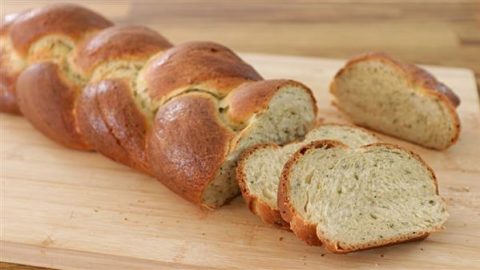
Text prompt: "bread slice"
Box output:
[[237, 124, 379, 228], [330, 52, 461, 150], [278, 140, 448, 253]]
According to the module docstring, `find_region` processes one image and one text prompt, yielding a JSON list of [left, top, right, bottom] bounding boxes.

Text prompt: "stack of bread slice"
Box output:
[[238, 124, 448, 253], [237, 124, 379, 228]]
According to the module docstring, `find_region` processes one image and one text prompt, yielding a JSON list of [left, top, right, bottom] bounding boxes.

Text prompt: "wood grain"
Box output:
[[1, 53, 479, 270], [1, 0, 479, 269]]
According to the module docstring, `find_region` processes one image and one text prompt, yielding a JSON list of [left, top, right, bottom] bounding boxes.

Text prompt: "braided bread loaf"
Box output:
[[1, 4, 318, 208]]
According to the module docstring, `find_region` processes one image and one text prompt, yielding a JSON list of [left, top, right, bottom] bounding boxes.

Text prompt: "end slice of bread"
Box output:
[[330, 52, 461, 150], [201, 81, 317, 209], [237, 124, 379, 228], [278, 140, 448, 253]]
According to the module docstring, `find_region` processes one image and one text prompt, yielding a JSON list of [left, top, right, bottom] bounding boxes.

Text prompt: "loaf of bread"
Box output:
[[278, 140, 448, 252], [0, 4, 318, 208], [330, 52, 461, 150], [237, 124, 379, 228]]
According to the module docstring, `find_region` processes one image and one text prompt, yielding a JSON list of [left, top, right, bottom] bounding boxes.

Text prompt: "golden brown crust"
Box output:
[[408, 65, 460, 107], [9, 4, 112, 56], [0, 70, 20, 114], [330, 52, 461, 150], [16, 62, 90, 150], [144, 41, 262, 103], [14, 21, 170, 154], [322, 232, 429, 253], [227, 79, 318, 124], [76, 79, 151, 174], [1, 5, 111, 115], [236, 143, 290, 229], [147, 93, 235, 205], [74, 25, 172, 74]]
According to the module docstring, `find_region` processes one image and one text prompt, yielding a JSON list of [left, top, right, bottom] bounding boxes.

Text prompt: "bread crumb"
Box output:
[[321, 254, 325, 257], [124, 217, 128, 221], [279, 237, 284, 241], [380, 254, 384, 257]]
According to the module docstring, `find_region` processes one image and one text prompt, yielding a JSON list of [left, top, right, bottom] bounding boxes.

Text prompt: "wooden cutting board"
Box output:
[[1, 53, 479, 270]]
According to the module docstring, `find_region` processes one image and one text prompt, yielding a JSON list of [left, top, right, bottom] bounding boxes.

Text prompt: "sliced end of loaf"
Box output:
[[280, 140, 448, 253], [202, 84, 317, 209]]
